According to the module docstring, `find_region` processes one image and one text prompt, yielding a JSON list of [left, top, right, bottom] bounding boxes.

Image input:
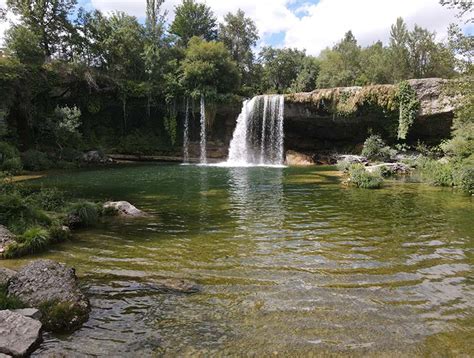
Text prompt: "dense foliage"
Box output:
[[0, 0, 464, 158]]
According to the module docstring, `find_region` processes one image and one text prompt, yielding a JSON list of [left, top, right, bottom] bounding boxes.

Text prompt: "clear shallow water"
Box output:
[[5, 164, 473, 357]]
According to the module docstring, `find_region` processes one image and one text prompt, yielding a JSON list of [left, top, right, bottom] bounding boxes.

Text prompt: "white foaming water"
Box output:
[[183, 97, 190, 164], [200, 95, 207, 164], [218, 95, 285, 167]]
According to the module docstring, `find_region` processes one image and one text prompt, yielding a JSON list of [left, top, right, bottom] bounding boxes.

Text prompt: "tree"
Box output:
[[219, 9, 258, 87], [259, 47, 307, 93], [170, 0, 217, 46], [317, 31, 362, 87], [6, 0, 77, 61], [359, 41, 391, 84], [180, 36, 240, 97], [52, 105, 81, 158], [388, 17, 411, 81], [5, 25, 44, 65], [290, 56, 320, 92]]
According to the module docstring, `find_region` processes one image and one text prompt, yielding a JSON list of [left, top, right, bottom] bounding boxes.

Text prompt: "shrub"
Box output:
[[39, 299, 89, 332], [417, 158, 455, 187], [4, 227, 51, 258], [361, 135, 393, 161], [454, 166, 474, 195], [0, 193, 51, 233], [67, 200, 99, 228], [348, 164, 384, 189], [21, 150, 52, 171], [0, 285, 25, 310], [1, 157, 23, 173], [0, 141, 19, 162], [49, 224, 71, 243], [27, 187, 66, 211]]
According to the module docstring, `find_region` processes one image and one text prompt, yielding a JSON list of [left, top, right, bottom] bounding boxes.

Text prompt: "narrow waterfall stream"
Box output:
[[183, 98, 190, 163], [226, 95, 284, 166], [200, 95, 207, 164]]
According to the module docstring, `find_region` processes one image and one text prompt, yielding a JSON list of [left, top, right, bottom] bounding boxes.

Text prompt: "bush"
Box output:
[[49, 224, 71, 243], [361, 135, 393, 161], [67, 200, 99, 228], [417, 158, 454, 187], [454, 166, 474, 195], [39, 299, 88, 332], [0, 193, 51, 233], [348, 164, 384, 189], [0, 285, 25, 310], [4, 227, 51, 258], [27, 187, 66, 211], [21, 150, 52, 171], [0, 141, 19, 162], [1, 157, 23, 173]]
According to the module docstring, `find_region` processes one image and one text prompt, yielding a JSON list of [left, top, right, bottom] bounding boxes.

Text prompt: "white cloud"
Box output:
[[0, 0, 467, 53], [284, 0, 461, 55]]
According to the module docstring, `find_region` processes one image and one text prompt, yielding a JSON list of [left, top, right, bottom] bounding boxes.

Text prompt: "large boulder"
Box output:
[[0, 225, 15, 257], [82, 150, 113, 164], [285, 150, 314, 166], [365, 162, 411, 175], [8, 260, 90, 332], [0, 267, 16, 287], [0, 310, 42, 357], [408, 78, 457, 117], [103, 201, 147, 217]]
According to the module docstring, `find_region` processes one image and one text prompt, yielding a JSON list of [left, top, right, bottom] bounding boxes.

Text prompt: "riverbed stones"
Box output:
[[151, 278, 201, 294], [82, 150, 114, 164], [8, 260, 90, 332], [0, 225, 15, 257], [337, 155, 368, 164], [12, 308, 42, 320], [103, 201, 147, 217], [285, 150, 314, 166], [0, 310, 42, 357]]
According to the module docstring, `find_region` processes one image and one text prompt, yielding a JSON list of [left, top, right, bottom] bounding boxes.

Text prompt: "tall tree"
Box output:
[[218, 9, 258, 87], [170, 0, 217, 46], [388, 17, 411, 81], [317, 31, 362, 87], [6, 0, 77, 61], [180, 36, 240, 97]]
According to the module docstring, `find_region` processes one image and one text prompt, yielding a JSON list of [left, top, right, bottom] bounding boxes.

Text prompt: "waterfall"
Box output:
[[200, 95, 207, 164], [183, 98, 190, 163], [226, 95, 285, 166]]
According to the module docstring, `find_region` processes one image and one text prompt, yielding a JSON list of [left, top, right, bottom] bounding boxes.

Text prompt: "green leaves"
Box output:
[[397, 81, 420, 140]]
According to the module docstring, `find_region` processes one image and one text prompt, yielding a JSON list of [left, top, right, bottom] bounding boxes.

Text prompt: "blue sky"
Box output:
[[1, 0, 469, 54]]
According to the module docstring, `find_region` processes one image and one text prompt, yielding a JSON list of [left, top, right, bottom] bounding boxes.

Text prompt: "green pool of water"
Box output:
[[6, 164, 474, 356]]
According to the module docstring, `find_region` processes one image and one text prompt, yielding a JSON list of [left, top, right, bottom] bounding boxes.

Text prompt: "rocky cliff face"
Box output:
[[282, 78, 456, 154]]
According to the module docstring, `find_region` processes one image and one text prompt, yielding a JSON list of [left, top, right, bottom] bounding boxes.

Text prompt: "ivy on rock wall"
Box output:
[[397, 81, 420, 140]]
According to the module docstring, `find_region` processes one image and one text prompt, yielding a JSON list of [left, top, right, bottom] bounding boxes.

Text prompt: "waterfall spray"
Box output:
[[183, 98, 190, 163], [200, 95, 207, 164]]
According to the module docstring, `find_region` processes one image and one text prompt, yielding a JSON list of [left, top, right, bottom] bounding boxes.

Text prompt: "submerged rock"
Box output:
[[0, 226, 15, 257], [150, 279, 201, 294], [8, 260, 90, 332], [0, 310, 42, 357], [285, 150, 314, 166], [0, 267, 16, 286], [103, 201, 147, 217]]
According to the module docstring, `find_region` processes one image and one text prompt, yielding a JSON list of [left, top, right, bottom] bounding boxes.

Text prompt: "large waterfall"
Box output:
[[225, 95, 285, 166]]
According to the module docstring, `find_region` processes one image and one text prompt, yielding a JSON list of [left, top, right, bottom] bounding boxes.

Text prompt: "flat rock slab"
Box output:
[[0, 310, 42, 357], [12, 308, 42, 320]]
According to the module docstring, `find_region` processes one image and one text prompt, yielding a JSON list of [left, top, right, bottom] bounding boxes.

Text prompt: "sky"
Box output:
[[0, 0, 471, 55]]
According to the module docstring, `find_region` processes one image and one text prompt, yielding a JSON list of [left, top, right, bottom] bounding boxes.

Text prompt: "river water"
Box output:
[[5, 164, 473, 357]]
